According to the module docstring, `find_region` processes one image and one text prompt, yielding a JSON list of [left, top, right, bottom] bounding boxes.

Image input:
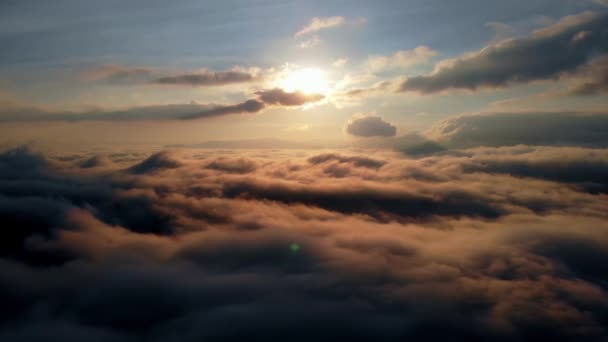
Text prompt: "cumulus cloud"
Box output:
[[400, 12, 608, 93], [345, 114, 397, 137], [294, 16, 346, 37], [0, 145, 607, 340]]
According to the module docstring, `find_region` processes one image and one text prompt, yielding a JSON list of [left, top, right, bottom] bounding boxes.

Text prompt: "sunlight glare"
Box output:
[[277, 67, 331, 95]]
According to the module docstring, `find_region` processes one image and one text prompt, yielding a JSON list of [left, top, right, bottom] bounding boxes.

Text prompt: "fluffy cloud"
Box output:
[[400, 12, 608, 93], [345, 114, 397, 137], [0, 145, 607, 340]]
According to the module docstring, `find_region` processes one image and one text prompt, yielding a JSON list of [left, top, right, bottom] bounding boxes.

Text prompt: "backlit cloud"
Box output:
[[400, 12, 608, 93], [0, 145, 607, 340], [346, 114, 397, 137]]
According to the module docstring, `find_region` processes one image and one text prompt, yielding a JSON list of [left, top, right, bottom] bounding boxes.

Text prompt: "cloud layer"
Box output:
[[1, 144, 607, 340], [425, 111, 608, 148]]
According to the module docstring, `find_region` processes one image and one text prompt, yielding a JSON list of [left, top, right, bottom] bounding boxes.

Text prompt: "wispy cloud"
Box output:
[[294, 16, 346, 37], [298, 35, 320, 49], [367, 46, 437, 72]]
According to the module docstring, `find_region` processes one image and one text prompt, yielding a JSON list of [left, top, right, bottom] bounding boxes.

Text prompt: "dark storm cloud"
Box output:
[[400, 12, 608, 93], [345, 115, 397, 137], [426, 111, 608, 148], [154, 70, 258, 86], [1, 147, 608, 340]]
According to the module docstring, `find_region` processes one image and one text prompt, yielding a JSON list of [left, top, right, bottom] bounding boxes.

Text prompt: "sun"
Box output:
[[277, 67, 331, 95]]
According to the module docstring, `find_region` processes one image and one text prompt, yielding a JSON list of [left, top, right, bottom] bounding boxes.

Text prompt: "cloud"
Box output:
[[206, 157, 258, 174], [82, 65, 157, 84], [307, 153, 386, 169], [254, 88, 324, 106], [181, 99, 265, 120], [566, 56, 608, 95], [0, 146, 607, 340], [332, 58, 348, 67], [1, 146, 608, 340], [399, 12, 608, 93], [367, 46, 437, 71], [459, 146, 608, 194], [298, 35, 320, 49], [0, 87, 323, 122], [593, 0, 608, 6], [84, 66, 261, 87], [128, 151, 183, 174], [345, 114, 397, 137], [425, 111, 608, 148], [154, 69, 259, 86], [181, 88, 323, 120], [294, 16, 346, 37]]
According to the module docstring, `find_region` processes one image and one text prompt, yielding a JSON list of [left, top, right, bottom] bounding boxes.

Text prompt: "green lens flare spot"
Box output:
[[290, 243, 301, 253]]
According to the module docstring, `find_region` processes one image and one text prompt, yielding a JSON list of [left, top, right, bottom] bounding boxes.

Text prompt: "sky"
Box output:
[[1, 1, 608, 341], [0, 0, 607, 148]]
